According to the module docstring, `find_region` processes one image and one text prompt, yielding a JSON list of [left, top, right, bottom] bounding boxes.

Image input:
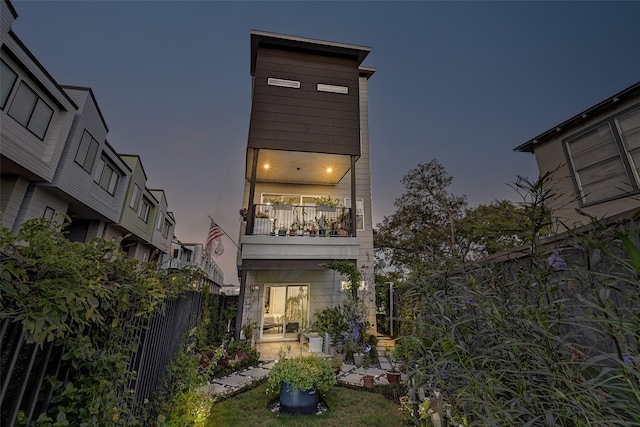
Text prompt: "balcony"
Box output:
[[240, 204, 360, 262], [247, 204, 353, 237]]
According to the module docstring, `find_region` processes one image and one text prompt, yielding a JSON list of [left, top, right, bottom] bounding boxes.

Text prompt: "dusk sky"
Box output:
[[10, 1, 640, 285]]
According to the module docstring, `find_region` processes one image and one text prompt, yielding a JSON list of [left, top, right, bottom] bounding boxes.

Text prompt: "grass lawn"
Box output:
[[206, 382, 408, 426]]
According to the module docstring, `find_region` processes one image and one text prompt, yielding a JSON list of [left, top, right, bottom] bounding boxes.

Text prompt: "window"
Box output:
[[7, 81, 53, 139], [619, 108, 640, 183], [138, 198, 151, 223], [317, 83, 348, 94], [129, 184, 142, 210], [162, 219, 171, 238], [267, 78, 300, 89], [1, 60, 17, 109], [94, 156, 119, 195], [565, 106, 640, 205], [43, 206, 55, 220], [156, 211, 165, 231], [74, 131, 99, 173]]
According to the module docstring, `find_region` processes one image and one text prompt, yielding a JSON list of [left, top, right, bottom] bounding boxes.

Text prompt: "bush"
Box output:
[[267, 356, 336, 396]]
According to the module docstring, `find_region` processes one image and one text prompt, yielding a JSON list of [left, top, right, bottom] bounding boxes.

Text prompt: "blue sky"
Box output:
[[10, 1, 640, 284]]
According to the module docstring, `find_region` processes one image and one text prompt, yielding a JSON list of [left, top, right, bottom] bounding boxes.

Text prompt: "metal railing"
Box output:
[[249, 204, 353, 236], [0, 292, 202, 426]]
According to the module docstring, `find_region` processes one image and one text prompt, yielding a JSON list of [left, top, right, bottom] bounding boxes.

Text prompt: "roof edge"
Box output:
[[515, 81, 640, 153]]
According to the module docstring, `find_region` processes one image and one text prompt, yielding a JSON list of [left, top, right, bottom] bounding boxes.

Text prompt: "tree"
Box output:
[[459, 199, 530, 260], [374, 160, 467, 270]]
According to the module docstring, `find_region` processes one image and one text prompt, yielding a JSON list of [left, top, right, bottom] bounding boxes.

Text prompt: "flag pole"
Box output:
[[208, 215, 240, 250]]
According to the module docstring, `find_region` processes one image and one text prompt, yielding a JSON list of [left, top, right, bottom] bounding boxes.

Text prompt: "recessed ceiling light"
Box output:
[[326, 167, 332, 173], [264, 164, 270, 170]]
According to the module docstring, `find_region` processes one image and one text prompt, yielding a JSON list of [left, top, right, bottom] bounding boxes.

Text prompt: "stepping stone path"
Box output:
[[196, 353, 407, 399]]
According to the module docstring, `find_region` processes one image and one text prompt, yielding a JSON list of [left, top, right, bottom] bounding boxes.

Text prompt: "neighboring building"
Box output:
[[49, 86, 131, 243], [0, 0, 185, 265], [515, 81, 640, 226], [164, 239, 224, 294], [1, 0, 76, 231], [236, 30, 376, 342], [118, 155, 162, 262], [149, 189, 175, 255]]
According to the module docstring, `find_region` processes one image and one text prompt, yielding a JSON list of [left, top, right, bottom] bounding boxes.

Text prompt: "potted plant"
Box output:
[[254, 211, 271, 235], [317, 216, 328, 236], [241, 321, 258, 344], [384, 346, 401, 383], [314, 195, 340, 212], [330, 357, 343, 376], [268, 356, 336, 415], [313, 306, 348, 354], [268, 197, 293, 210]]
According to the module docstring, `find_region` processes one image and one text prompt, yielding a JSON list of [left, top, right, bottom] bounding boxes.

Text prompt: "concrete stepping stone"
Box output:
[[354, 367, 385, 377], [339, 373, 365, 386], [239, 367, 270, 379], [213, 374, 255, 387]]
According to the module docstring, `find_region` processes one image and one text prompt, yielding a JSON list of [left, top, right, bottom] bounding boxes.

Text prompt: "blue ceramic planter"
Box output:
[[279, 382, 319, 415]]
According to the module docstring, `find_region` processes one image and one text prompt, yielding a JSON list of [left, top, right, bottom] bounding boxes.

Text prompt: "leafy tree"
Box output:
[[375, 160, 467, 271], [459, 199, 530, 260]]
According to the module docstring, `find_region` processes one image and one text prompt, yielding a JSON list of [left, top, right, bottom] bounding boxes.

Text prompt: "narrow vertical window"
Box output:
[[75, 131, 99, 173], [0, 60, 18, 109], [130, 185, 142, 210]]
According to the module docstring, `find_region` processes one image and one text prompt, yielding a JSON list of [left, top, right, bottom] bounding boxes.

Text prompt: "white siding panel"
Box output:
[[0, 175, 29, 230]]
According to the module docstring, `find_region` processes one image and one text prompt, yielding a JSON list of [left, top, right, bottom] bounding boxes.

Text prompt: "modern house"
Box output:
[[236, 30, 376, 343], [515, 81, 640, 226]]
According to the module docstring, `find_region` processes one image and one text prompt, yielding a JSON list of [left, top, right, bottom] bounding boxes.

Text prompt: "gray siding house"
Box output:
[[1, 0, 76, 231], [515, 81, 640, 226]]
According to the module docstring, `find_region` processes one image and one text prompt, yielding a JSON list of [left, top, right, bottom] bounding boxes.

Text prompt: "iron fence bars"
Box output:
[[0, 291, 203, 426]]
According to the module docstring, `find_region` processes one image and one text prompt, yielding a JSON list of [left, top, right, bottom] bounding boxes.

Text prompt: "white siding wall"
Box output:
[[12, 185, 69, 232], [52, 88, 127, 223], [0, 50, 75, 183], [1, 175, 29, 230], [243, 269, 349, 328]]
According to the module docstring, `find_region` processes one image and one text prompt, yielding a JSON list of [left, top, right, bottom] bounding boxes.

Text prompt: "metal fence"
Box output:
[[0, 291, 203, 426]]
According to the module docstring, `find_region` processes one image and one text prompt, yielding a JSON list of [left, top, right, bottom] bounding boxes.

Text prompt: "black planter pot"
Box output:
[[279, 382, 319, 415]]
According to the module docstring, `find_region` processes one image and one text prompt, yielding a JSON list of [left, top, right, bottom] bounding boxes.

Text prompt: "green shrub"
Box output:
[[0, 218, 201, 425], [267, 356, 336, 396]]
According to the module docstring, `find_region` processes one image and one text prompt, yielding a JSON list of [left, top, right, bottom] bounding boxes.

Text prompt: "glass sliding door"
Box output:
[[261, 284, 308, 340]]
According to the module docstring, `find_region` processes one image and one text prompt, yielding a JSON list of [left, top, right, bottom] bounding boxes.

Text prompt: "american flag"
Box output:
[[205, 219, 224, 256]]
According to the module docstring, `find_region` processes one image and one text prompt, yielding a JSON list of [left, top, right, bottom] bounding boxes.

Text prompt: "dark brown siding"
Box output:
[[248, 48, 361, 156]]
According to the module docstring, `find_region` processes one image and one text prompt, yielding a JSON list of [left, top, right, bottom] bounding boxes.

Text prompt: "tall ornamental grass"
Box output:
[[398, 215, 640, 426]]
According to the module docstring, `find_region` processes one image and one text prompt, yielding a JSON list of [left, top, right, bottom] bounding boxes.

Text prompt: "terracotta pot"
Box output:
[[386, 371, 401, 383], [362, 375, 374, 388], [335, 352, 346, 362]]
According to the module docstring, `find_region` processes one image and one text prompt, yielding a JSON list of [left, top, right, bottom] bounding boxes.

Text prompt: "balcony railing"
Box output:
[[248, 204, 353, 237]]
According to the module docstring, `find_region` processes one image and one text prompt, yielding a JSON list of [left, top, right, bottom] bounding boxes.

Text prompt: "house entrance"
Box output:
[[261, 285, 308, 340]]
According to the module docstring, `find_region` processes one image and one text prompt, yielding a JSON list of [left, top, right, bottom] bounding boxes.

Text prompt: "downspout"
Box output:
[[247, 148, 259, 234], [236, 148, 259, 341], [235, 269, 248, 341], [350, 155, 357, 238]]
